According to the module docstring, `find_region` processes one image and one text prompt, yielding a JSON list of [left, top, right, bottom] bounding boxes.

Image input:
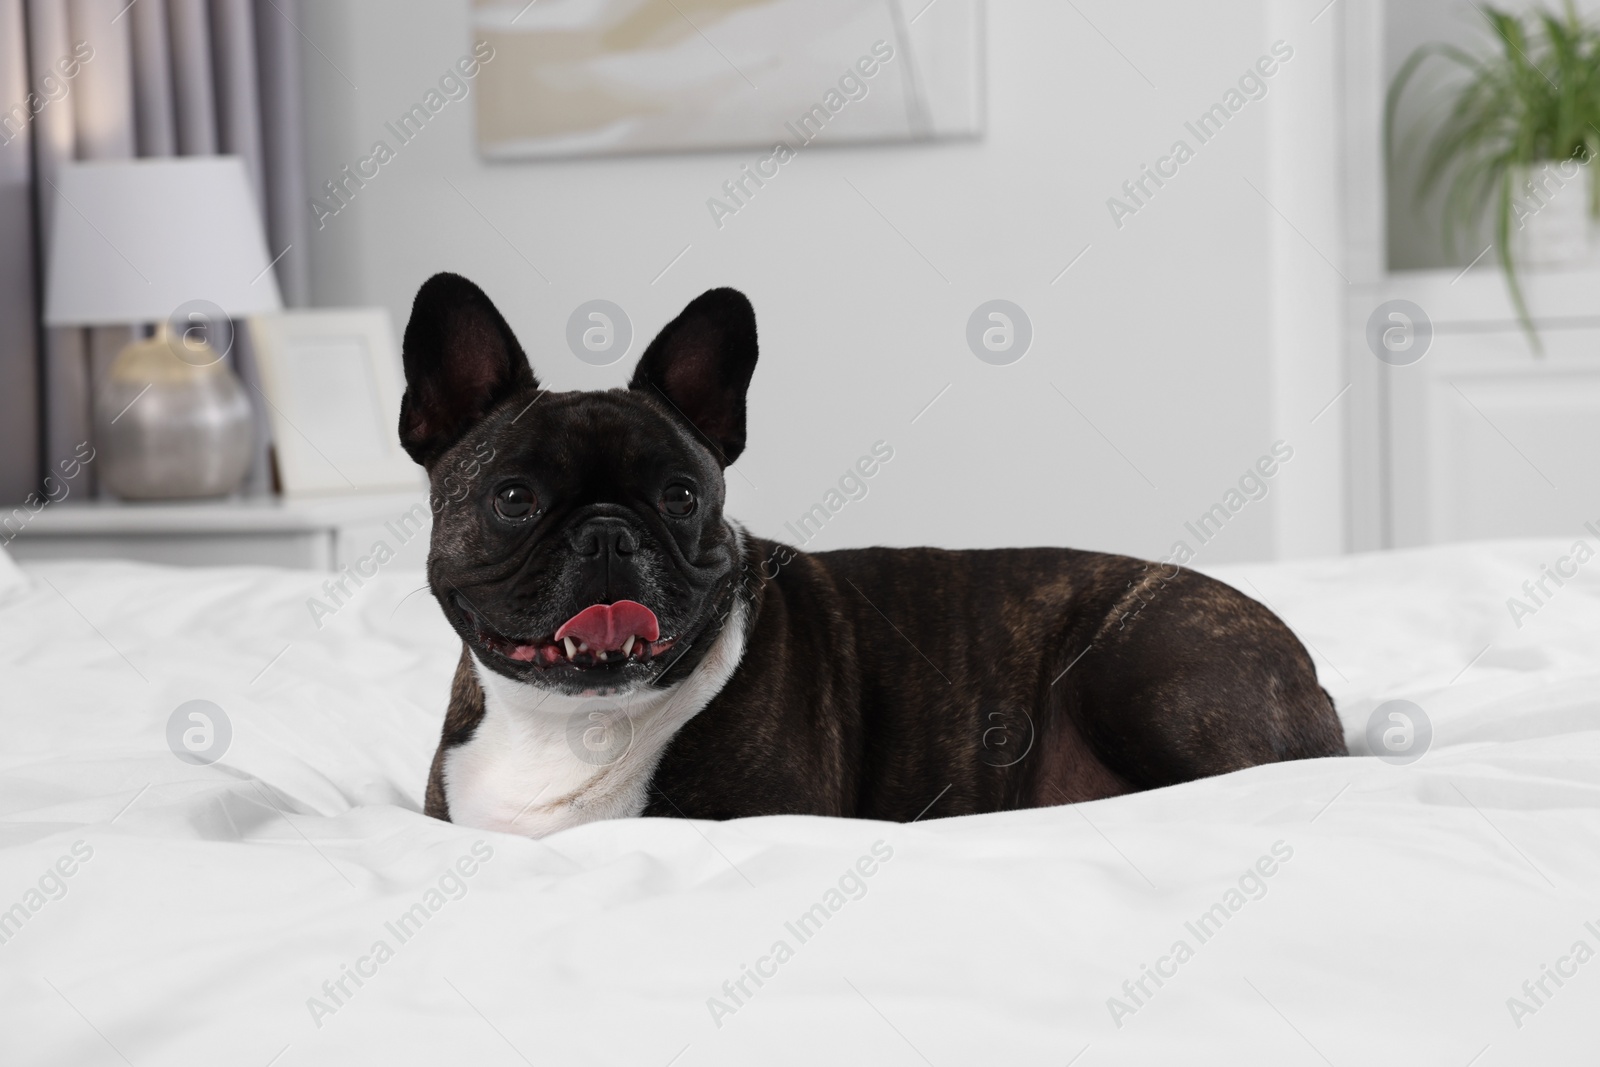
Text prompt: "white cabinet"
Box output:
[[1378, 269, 1600, 546], [4, 493, 434, 572]]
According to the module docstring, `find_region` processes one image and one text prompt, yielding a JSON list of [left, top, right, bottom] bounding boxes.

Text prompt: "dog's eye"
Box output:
[[661, 484, 696, 518], [494, 484, 537, 521]]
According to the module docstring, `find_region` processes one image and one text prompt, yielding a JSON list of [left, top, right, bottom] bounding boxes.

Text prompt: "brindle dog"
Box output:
[[399, 273, 1346, 835]]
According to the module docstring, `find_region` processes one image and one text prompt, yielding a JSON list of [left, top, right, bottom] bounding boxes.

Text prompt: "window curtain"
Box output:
[[0, 0, 310, 503]]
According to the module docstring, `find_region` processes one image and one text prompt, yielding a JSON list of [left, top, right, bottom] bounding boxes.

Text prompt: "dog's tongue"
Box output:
[[554, 600, 660, 650]]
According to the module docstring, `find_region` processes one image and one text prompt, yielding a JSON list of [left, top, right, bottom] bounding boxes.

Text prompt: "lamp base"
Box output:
[[95, 330, 255, 501]]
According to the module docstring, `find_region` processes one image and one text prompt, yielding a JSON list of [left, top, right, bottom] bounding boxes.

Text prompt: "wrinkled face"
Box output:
[[397, 275, 759, 698], [429, 391, 737, 695]]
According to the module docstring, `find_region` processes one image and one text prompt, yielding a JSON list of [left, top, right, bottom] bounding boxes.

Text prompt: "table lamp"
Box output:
[[44, 157, 284, 499]]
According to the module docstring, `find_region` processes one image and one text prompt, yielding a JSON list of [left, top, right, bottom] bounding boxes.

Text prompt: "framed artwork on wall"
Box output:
[[471, 0, 985, 159]]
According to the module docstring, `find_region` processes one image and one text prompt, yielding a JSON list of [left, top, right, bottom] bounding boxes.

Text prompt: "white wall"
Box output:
[[300, 0, 1345, 564]]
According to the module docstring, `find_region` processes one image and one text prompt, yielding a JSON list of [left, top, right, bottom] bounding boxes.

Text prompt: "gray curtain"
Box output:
[[0, 0, 310, 503], [0, 0, 40, 505]]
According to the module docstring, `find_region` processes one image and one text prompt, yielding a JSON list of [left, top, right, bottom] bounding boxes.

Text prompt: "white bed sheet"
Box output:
[[1, 540, 1597, 1065]]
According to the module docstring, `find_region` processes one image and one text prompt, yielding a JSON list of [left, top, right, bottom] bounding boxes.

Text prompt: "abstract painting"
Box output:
[[471, 0, 984, 159]]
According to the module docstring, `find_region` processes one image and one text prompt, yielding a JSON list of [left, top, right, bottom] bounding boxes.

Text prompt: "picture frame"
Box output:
[[247, 309, 424, 498], [470, 0, 986, 160]]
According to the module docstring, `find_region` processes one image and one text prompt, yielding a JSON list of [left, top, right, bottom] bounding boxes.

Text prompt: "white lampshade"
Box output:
[[44, 156, 283, 326]]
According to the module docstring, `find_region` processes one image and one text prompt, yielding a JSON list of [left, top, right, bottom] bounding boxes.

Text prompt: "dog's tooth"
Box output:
[[622, 635, 636, 657], [563, 636, 577, 659]]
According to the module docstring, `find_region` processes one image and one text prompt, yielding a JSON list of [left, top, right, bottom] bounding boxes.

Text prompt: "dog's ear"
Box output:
[[399, 273, 536, 467], [629, 288, 758, 466]]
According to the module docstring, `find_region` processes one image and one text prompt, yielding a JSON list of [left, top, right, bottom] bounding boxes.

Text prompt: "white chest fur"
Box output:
[[442, 596, 749, 838]]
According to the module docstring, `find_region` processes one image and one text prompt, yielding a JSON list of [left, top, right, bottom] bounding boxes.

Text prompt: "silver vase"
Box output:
[[95, 329, 255, 500]]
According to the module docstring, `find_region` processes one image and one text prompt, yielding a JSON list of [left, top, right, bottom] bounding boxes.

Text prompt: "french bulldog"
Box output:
[[399, 273, 1347, 838]]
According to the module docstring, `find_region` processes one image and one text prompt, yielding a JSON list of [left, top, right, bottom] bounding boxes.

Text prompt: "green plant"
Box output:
[[1386, 1, 1600, 345]]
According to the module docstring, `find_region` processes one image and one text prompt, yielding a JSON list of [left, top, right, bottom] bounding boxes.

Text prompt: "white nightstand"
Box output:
[[1375, 267, 1600, 546], [3, 493, 434, 571]]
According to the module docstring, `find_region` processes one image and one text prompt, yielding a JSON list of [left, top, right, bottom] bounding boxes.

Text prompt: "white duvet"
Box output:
[[1, 540, 1597, 1065]]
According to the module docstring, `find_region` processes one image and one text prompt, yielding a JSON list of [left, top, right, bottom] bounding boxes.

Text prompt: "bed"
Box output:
[[1, 539, 1595, 1064]]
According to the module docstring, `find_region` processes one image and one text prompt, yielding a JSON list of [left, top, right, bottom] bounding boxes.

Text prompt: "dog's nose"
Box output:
[[568, 516, 638, 559]]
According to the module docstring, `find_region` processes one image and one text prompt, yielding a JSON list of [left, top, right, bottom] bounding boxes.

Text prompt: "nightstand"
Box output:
[[4, 493, 433, 571], [1375, 267, 1600, 546]]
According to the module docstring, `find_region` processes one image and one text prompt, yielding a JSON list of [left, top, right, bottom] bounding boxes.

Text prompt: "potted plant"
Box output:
[[1387, 1, 1600, 346]]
